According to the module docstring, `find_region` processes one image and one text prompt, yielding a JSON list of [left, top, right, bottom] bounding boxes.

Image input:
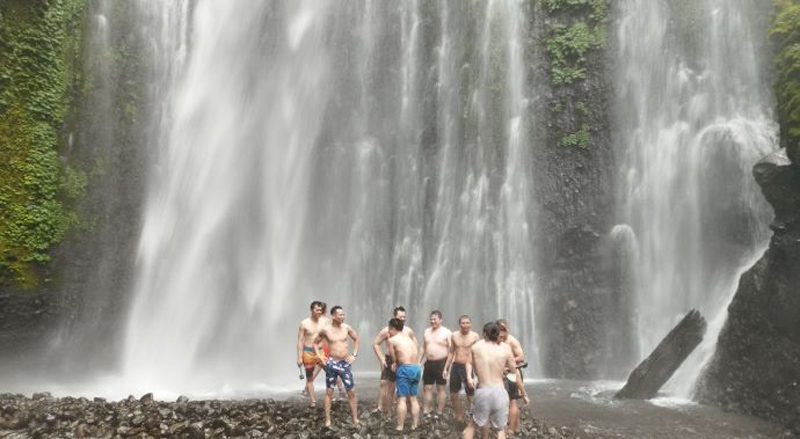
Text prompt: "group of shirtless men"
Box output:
[[296, 301, 530, 439]]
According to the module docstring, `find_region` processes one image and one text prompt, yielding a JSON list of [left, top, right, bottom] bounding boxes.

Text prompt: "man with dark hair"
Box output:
[[463, 322, 523, 439], [372, 306, 418, 413], [497, 319, 529, 434], [444, 315, 479, 421], [296, 301, 329, 407], [422, 310, 451, 415], [387, 317, 422, 432], [315, 306, 360, 426]]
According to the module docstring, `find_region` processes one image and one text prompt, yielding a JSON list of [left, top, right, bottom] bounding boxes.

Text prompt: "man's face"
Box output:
[[395, 311, 407, 323], [333, 309, 346, 324], [499, 325, 508, 341], [312, 305, 324, 318], [429, 313, 441, 328], [459, 318, 471, 333]]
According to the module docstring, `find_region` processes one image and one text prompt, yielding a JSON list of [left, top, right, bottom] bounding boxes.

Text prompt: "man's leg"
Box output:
[[451, 392, 463, 421], [410, 397, 420, 430], [496, 427, 506, 439], [423, 384, 433, 414], [387, 381, 397, 412], [377, 379, 388, 412], [396, 396, 407, 431], [508, 400, 519, 432], [323, 388, 334, 427], [305, 375, 316, 407], [347, 389, 358, 424], [463, 420, 476, 439], [466, 394, 473, 413], [436, 384, 447, 414]]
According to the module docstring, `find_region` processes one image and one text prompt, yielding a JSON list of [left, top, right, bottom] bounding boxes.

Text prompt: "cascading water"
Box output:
[[614, 0, 777, 397], [123, 0, 539, 396]]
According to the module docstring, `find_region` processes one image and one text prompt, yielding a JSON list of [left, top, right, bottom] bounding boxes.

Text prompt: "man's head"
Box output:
[[310, 301, 326, 318], [497, 319, 509, 341], [388, 317, 405, 336], [331, 305, 345, 324], [483, 321, 501, 343], [458, 315, 472, 333], [393, 306, 407, 322], [429, 310, 443, 329]]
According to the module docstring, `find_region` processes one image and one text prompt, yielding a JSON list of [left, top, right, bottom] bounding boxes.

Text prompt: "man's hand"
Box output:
[[346, 355, 356, 364], [297, 356, 303, 367], [443, 368, 449, 380], [522, 393, 530, 406], [392, 363, 398, 372], [466, 378, 475, 389]]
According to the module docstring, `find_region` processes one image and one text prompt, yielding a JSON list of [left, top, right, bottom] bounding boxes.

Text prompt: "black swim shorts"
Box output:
[[449, 362, 475, 396], [381, 354, 396, 382], [423, 358, 447, 385]]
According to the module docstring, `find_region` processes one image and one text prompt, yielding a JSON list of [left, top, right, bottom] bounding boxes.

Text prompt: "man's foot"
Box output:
[[324, 419, 331, 427], [395, 426, 404, 432], [310, 401, 316, 408]]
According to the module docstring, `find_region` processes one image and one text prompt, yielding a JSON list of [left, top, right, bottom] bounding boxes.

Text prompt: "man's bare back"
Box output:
[[389, 332, 420, 365], [452, 331, 480, 364], [469, 340, 516, 387]]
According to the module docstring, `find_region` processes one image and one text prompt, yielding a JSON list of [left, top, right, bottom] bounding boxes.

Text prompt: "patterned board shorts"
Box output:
[[324, 359, 355, 390]]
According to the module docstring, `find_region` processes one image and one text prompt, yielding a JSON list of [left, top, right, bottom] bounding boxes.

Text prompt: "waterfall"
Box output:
[[123, 0, 539, 395], [614, 0, 776, 397]]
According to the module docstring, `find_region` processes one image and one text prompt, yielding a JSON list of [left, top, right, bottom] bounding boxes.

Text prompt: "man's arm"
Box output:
[[313, 330, 326, 360], [506, 351, 526, 403], [420, 330, 427, 365], [296, 323, 305, 366], [387, 339, 398, 371], [444, 334, 456, 379], [465, 347, 476, 389], [372, 329, 388, 367], [348, 325, 360, 363], [511, 336, 525, 364]]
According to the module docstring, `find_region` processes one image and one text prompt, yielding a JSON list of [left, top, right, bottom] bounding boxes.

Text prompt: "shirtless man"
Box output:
[[497, 319, 529, 434], [314, 306, 360, 426], [444, 315, 480, 421], [463, 322, 523, 439], [421, 310, 451, 415], [296, 301, 329, 408], [372, 306, 418, 414], [387, 317, 422, 432]]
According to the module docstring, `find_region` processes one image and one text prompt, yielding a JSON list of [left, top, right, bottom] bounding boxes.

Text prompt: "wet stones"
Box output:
[[0, 393, 572, 438]]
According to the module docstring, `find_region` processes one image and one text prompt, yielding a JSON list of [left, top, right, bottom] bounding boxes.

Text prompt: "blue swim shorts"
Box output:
[[324, 359, 354, 390], [395, 364, 422, 397]]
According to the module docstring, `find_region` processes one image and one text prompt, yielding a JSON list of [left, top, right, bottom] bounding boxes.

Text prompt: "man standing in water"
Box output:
[[464, 322, 523, 439], [314, 306, 360, 427], [372, 306, 418, 414], [296, 301, 329, 408], [444, 315, 479, 422], [387, 317, 422, 432], [422, 310, 451, 415], [497, 318, 529, 434]]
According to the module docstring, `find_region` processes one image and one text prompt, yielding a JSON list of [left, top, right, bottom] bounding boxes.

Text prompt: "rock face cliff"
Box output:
[[697, 149, 800, 434]]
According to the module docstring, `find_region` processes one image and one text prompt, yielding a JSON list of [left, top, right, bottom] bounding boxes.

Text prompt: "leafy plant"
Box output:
[[771, 0, 800, 165]]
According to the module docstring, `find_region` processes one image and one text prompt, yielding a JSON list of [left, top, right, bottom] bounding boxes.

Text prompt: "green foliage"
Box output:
[[771, 0, 800, 163], [546, 22, 606, 85], [0, 0, 86, 288], [558, 124, 591, 148], [542, 0, 608, 20]]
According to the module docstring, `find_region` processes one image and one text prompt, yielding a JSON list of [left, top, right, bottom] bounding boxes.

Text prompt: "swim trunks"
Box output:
[[448, 363, 475, 396], [472, 384, 509, 430], [324, 358, 355, 390], [381, 354, 396, 382], [423, 358, 447, 385], [395, 364, 422, 397], [302, 347, 318, 378], [504, 369, 523, 400]]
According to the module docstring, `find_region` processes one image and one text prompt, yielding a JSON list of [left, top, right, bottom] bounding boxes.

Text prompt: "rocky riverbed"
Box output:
[[0, 392, 572, 438]]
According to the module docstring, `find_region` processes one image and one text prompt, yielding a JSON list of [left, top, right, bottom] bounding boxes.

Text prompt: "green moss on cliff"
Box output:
[[771, 0, 800, 166], [0, 0, 86, 288], [542, 0, 609, 149]]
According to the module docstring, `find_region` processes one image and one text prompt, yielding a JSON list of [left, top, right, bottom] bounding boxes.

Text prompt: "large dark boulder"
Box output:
[[697, 149, 800, 434]]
